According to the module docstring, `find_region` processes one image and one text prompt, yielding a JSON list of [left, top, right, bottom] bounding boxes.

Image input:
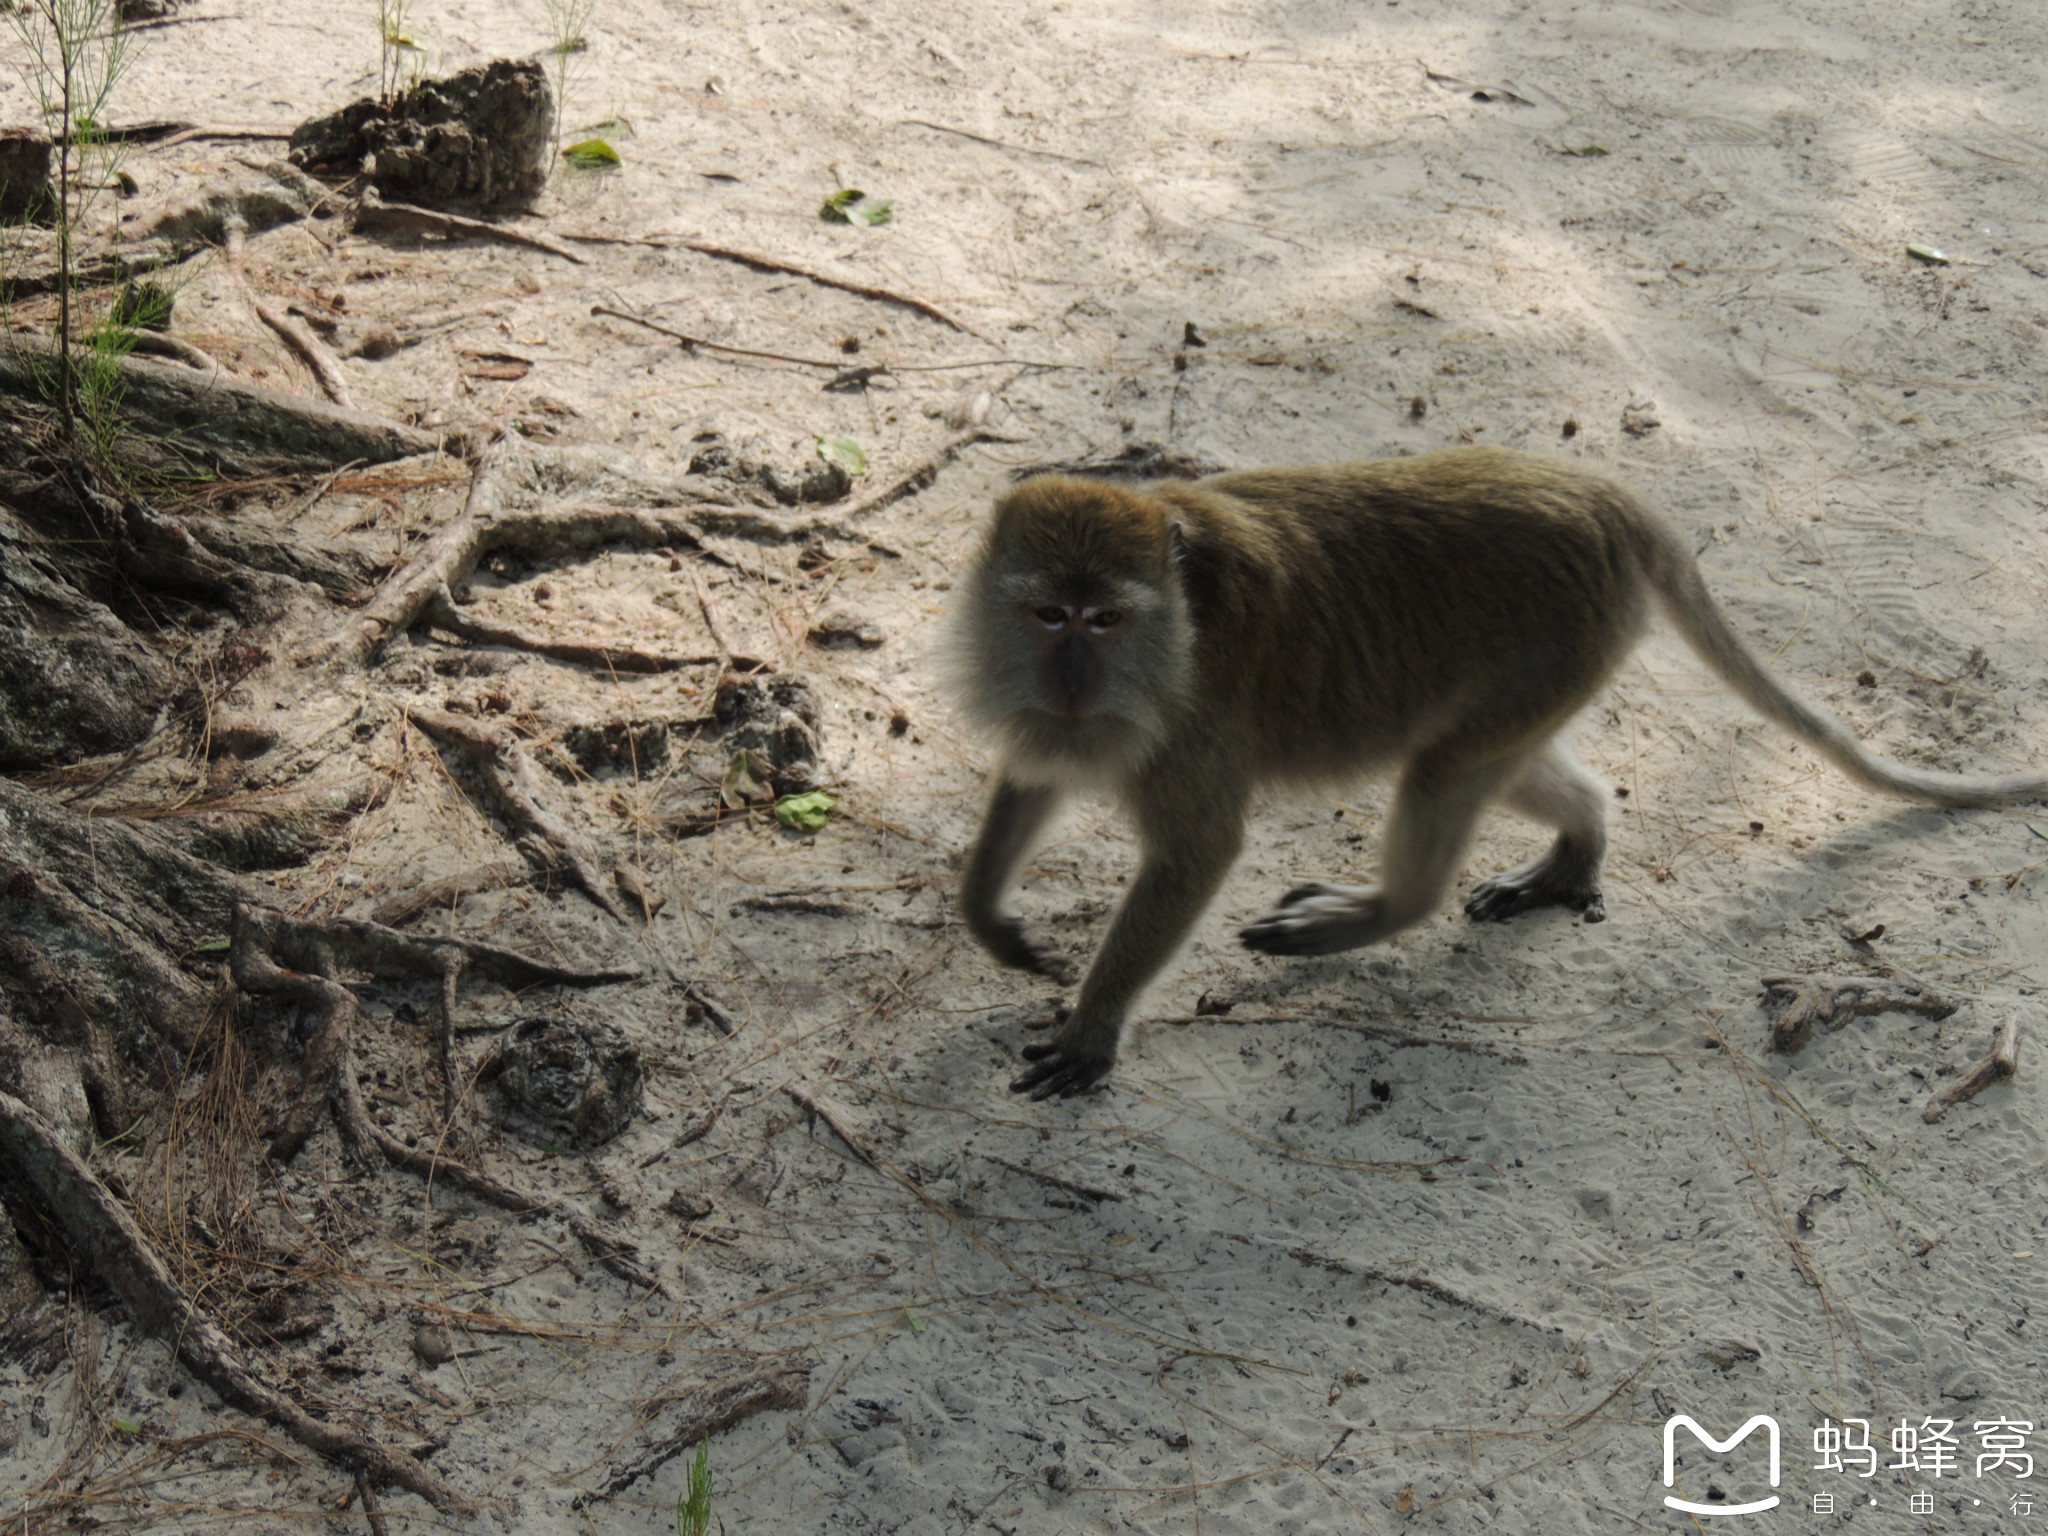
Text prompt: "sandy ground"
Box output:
[[4, 0, 2048, 1531]]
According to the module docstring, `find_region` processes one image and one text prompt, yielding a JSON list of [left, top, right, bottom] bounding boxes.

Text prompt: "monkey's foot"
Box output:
[[1464, 860, 1605, 924], [1011, 1035, 1115, 1099], [1240, 882, 1404, 955], [976, 918, 1078, 984]]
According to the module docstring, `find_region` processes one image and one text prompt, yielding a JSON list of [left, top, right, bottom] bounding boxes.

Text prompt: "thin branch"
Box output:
[[639, 236, 980, 336], [782, 1083, 879, 1168], [423, 582, 758, 673], [599, 1364, 813, 1497], [1760, 972, 1957, 1054], [983, 1154, 1124, 1203]]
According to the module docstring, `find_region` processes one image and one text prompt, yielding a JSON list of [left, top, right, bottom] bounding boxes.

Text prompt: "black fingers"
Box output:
[[1010, 1038, 1113, 1099]]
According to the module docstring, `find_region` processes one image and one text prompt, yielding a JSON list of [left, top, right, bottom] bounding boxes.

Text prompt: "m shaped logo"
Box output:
[[1663, 1415, 1782, 1515]]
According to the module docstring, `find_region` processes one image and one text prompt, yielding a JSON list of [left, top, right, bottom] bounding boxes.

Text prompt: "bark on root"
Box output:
[[0, 1088, 464, 1507], [228, 904, 665, 1294]]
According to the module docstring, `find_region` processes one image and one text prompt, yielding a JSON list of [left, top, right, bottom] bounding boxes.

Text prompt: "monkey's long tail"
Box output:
[[1638, 521, 2048, 809]]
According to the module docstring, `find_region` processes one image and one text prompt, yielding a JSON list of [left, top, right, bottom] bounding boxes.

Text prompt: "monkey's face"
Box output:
[[944, 478, 1196, 783]]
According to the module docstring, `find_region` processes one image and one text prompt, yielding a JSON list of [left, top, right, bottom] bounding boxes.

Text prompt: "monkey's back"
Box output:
[[1158, 446, 1656, 782]]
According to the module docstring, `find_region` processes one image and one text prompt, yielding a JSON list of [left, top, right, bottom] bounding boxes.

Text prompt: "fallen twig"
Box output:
[[984, 1153, 1124, 1203], [1923, 1017, 2022, 1122], [0, 1089, 463, 1506], [599, 1363, 813, 1497], [1155, 1010, 1528, 1062], [411, 709, 631, 923], [644, 236, 979, 336], [423, 583, 755, 674], [355, 190, 588, 265], [1284, 1244, 1558, 1333], [590, 305, 1068, 381], [782, 1083, 879, 1168], [1761, 972, 1957, 1053]]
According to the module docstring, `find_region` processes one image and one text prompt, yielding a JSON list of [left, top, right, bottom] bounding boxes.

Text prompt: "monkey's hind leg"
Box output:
[[1463, 740, 1610, 924], [1241, 750, 1513, 956]]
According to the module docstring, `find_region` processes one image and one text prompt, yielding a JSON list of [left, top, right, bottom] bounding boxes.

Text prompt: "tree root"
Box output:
[[410, 709, 631, 922], [422, 583, 757, 674], [762, 426, 1016, 542], [1761, 972, 1957, 1053], [636, 236, 976, 336], [0, 1088, 465, 1507], [1923, 1017, 2022, 1123], [598, 1362, 814, 1498], [224, 215, 355, 409], [312, 445, 716, 669], [355, 190, 589, 266], [229, 904, 666, 1294]]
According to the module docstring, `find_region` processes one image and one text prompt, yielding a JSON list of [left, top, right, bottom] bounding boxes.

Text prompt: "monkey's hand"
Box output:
[[1011, 1025, 1115, 1099], [971, 916, 1078, 984]]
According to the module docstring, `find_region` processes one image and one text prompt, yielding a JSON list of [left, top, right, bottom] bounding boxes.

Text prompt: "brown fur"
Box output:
[[946, 445, 2045, 1098]]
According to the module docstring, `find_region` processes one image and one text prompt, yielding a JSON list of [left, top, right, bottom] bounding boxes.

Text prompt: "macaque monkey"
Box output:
[[945, 446, 2046, 1098]]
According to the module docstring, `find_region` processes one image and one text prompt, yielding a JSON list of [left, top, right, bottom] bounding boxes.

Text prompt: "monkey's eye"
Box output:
[[1086, 609, 1124, 632], [1033, 606, 1069, 629]]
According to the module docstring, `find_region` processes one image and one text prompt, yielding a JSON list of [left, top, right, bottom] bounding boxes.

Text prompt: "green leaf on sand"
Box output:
[[821, 188, 892, 226], [562, 138, 622, 168], [774, 792, 835, 833], [816, 435, 866, 477]]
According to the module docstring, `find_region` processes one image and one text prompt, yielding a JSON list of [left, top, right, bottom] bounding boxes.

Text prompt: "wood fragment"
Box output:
[[0, 1089, 463, 1506], [1923, 1017, 2021, 1122], [411, 708, 631, 923], [1761, 972, 1957, 1053], [599, 1363, 813, 1497], [355, 191, 589, 265]]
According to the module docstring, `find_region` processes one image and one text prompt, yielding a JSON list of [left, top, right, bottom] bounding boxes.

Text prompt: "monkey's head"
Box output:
[[946, 476, 1195, 783]]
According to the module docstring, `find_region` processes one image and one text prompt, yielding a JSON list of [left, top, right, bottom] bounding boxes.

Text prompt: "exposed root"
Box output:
[[598, 1362, 814, 1498], [646, 236, 977, 336], [410, 708, 631, 922], [313, 447, 715, 668], [762, 427, 1018, 542], [422, 582, 755, 674], [355, 190, 590, 265], [366, 868, 528, 927], [229, 904, 667, 1295], [1923, 1017, 2022, 1122], [223, 215, 355, 409], [1761, 972, 1957, 1053], [0, 1088, 464, 1507]]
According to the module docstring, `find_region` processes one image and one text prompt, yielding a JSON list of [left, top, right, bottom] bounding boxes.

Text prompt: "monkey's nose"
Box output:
[[1057, 635, 1088, 705]]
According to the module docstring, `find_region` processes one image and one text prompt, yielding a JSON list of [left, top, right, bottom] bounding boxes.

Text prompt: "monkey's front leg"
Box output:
[[962, 777, 1070, 979], [1012, 813, 1244, 1100]]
